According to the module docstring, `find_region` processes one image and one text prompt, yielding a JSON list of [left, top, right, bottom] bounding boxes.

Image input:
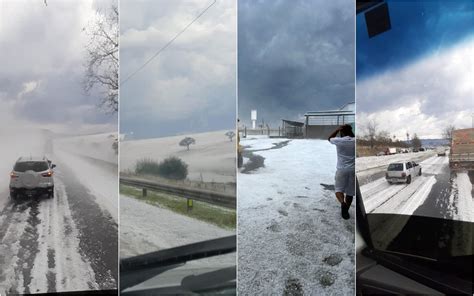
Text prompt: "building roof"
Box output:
[[304, 110, 354, 116], [282, 119, 305, 127]]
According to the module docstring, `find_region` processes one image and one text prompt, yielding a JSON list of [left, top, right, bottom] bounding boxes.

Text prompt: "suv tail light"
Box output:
[[42, 170, 53, 177], [401, 172, 406, 178], [10, 172, 18, 179]]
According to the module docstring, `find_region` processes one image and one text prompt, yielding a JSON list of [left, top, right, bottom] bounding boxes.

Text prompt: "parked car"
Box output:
[[376, 151, 386, 156], [9, 156, 56, 199], [385, 161, 421, 184]]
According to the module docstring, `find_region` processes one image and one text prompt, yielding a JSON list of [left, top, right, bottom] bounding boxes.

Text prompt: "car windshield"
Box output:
[[119, 0, 236, 277], [14, 161, 49, 172], [387, 163, 403, 171], [356, 0, 474, 265]]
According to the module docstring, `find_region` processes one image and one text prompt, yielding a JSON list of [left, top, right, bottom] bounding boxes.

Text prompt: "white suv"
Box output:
[[9, 156, 56, 199], [385, 161, 422, 184]]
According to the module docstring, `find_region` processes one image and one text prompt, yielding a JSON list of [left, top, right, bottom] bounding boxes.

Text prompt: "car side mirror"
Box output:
[[52, 164, 56, 169]]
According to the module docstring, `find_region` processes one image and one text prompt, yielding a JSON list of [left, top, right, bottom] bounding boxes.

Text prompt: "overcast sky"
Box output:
[[120, 0, 236, 139], [0, 0, 117, 134], [238, 0, 355, 128], [357, 0, 474, 139]]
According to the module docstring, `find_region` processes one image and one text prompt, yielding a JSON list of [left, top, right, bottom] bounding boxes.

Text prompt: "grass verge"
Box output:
[[120, 184, 236, 229]]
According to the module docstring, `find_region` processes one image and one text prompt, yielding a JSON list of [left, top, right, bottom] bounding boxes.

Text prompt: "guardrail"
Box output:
[[120, 176, 236, 209]]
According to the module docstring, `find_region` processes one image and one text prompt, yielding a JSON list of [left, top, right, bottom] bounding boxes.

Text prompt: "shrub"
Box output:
[[135, 157, 188, 180]]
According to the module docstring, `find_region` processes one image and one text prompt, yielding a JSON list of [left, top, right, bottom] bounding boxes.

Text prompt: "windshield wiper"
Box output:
[[122, 266, 236, 295], [120, 235, 236, 291], [365, 248, 473, 294]]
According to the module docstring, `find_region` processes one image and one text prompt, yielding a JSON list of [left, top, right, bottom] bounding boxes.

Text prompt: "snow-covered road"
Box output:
[[359, 155, 473, 222], [0, 135, 118, 294], [238, 137, 354, 295]]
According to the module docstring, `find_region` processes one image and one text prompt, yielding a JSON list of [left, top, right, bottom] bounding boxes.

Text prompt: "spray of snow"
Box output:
[[53, 133, 118, 222]]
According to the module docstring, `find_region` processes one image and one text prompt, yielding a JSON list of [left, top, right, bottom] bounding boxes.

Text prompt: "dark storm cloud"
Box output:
[[0, 0, 116, 132], [238, 0, 354, 126], [120, 0, 236, 139]]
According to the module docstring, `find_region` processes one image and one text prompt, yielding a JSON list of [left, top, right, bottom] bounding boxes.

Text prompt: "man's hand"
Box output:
[[328, 126, 343, 141]]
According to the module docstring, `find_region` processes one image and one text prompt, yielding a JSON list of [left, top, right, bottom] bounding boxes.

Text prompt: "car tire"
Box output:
[[387, 181, 392, 185], [406, 176, 411, 184]]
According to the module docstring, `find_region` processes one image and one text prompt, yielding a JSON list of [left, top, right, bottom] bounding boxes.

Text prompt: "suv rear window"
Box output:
[[387, 163, 403, 171], [14, 161, 49, 172]]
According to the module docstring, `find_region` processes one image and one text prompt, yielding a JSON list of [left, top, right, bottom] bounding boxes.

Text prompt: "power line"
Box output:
[[120, 0, 217, 86]]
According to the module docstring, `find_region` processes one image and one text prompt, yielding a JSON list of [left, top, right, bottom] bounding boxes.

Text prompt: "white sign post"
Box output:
[[251, 110, 257, 130]]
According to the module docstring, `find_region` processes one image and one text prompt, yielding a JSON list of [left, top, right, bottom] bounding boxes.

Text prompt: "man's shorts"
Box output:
[[335, 169, 355, 196]]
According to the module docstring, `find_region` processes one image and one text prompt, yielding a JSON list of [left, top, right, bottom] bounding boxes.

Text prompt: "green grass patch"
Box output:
[[120, 185, 236, 229]]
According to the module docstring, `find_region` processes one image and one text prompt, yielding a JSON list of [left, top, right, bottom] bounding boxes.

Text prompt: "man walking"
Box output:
[[328, 124, 355, 220]]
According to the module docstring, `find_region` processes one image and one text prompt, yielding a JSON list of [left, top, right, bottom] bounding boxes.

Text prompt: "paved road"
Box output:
[[0, 156, 118, 294], [359, 155, 473, 221]]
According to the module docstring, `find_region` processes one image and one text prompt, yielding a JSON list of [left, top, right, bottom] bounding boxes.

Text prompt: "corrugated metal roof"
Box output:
[[304, 110, 354, 116]]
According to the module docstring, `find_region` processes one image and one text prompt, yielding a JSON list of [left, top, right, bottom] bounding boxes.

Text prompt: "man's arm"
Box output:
[[328, 126, 343, 142]]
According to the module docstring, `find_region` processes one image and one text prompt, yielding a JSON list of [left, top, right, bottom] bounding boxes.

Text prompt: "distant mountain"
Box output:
[[421, 138, 450, 147], [402, 138, 449, 147]]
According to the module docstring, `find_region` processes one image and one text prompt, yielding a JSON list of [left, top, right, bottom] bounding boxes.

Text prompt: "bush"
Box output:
[[135, 157, 188, 180]]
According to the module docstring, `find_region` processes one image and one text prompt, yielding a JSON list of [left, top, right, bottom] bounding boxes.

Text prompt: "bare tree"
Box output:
[[112, 137, 118, 155], [411, 133, 422, 149], [376, 130, 391, 144], [364, 119, 378, 149], [443, 125, 456, 141], [83, 5, 118, 113], [225, 131, 235, 142], [179, 137, 196, 151]]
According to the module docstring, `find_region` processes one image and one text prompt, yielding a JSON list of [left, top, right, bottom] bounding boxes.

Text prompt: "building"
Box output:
[[304, 102, 355, 139], [282, 119, 304, 138]]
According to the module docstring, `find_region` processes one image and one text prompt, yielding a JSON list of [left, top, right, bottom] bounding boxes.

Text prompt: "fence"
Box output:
[[239, 127, 284, 137]]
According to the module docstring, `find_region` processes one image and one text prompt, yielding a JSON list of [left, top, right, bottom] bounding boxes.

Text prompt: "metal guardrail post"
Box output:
[[187, 198, 193, 212]]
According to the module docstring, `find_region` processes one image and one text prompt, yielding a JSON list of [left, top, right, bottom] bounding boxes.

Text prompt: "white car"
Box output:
[[9, 156, 56, 199], [385, 161, 421, 184], [437, 147, 446, 156]]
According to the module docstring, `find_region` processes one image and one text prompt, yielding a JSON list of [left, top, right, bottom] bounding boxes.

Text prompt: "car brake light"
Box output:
[[401, 173, 406, 177], [10, 172, 18, 178], [42, 170, 53, 177]]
